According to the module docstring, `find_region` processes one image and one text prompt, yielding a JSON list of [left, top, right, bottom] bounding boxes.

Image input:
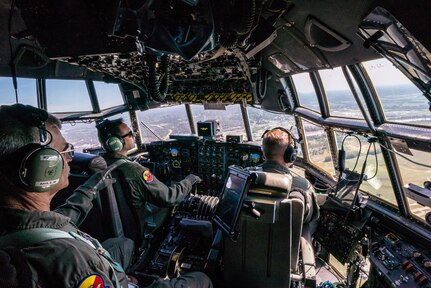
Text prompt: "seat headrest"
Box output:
[[253, 171, 292, 190], [69, 152, 107, 175]]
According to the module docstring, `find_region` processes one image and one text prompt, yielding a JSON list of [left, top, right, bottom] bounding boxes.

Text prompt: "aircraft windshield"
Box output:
[[0, 77, 37, 106], [46, 80, 92, 113], [94, 81, 124, 110], [363, 58, 431, 127], [247, 106, 297, 146], [191, 104, 246, 140], [292, 73, 320, 112], [318, 67, 364, 119], [138, 105, 191, 141], [335, 132, 396, 206], [303, 119, 335, 176], [395, 147, 431, 222]]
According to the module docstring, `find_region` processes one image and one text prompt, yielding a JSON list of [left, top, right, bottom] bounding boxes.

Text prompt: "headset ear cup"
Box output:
[[284, 146, 298, 163], [15, 144, 64, 192], [105, 136, 124, 152]]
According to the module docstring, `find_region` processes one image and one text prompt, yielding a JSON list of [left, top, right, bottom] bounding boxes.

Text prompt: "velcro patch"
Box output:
[[143, 170, 154, 183], [78, 274, 107, 288]]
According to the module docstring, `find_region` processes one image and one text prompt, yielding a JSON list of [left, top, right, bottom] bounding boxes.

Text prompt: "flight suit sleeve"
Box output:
[[124, 162, 194, 207], [290, 176, 319, 225], [22, 237, 127, 288], [54, 188, 95, 227]]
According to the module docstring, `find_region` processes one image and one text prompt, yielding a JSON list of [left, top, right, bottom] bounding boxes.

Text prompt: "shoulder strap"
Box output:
[[0, 228, 73, 248]]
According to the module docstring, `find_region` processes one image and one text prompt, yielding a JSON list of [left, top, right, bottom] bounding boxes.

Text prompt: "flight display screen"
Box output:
[[213, 166, 253, 240]]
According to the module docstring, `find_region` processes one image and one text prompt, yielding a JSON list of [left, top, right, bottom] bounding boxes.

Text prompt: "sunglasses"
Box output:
[[60, 143, 75, 159], [121, 131, 135, 139]]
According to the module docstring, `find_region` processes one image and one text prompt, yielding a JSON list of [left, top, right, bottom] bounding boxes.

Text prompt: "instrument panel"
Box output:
[[368, 225, 431, 287], [145, 138, 263, 197]]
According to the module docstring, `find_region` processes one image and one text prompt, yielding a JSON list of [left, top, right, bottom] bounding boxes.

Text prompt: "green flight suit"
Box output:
[[103, 152, 195, 235], [0, 204, 128, 287], [102, 153, 214, 288], [257, 160, 320, 225]]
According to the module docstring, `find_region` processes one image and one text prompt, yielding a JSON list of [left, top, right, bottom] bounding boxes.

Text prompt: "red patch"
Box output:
[[143, 170, 154, 183], [78, 274, 107, 288]]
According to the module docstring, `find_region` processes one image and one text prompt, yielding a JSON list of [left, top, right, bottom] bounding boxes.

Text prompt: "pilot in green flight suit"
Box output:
[[96, 119, 213, 288], [96, 118, 202, 236], [0, 104, 128, 287]]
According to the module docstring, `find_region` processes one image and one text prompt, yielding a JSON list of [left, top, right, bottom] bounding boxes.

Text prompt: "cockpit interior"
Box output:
[[1, 0, 431, 287]]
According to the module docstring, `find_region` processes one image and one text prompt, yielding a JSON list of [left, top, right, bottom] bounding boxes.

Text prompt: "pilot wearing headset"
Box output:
[[255, 127, 319, 226], [0, 104, 129, 287], [96, 118, 212, 288]]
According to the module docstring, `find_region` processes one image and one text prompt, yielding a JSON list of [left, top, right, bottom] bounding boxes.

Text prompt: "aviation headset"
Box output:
[[261, 127, 298, 163], [2, 104, 64, 192], [96, 120, 124, 152]]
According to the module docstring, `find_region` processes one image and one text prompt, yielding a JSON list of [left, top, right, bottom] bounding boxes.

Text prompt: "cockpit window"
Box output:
[[318, 68, 364, 119], [0, 77, 37, 106], [362, 58, 431, 127], [335, 132, 397, 206], [247, 106, 302, 156], [62, 121, 100, 152], [302, 119, 335, 175], [395, 147, 431, 223], [46, 79, 92, 112], [191, 104, 246, 141], [62, 112, 132, 152], [138, 105, 191, 142], [291, 73, 320, 113], [94, 81, 124, 110]]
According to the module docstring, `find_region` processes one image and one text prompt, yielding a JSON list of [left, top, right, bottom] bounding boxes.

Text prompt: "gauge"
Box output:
[[241, 153, 249, 161], [170, 148, 179, 157], [250, 153, 261, 163], [172, 159, 181, 168]]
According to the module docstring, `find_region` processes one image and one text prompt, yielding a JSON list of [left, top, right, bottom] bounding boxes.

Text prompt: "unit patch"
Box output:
[[143, 170, 154, 183], [78, 274, 108, 288]]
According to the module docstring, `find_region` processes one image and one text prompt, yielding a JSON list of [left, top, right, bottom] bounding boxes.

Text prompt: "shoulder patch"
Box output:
[[78, 274, 107, 288], [143, 170, 154, 183]]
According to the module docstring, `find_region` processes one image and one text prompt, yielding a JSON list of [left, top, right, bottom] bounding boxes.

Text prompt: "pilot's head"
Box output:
[[96, 118, 136, 155], [261, 127, 297, 165], [0, 104, 72, 198]]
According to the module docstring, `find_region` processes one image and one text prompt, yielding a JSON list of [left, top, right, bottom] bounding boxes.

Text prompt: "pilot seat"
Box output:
[[222, 170, 316, 288]]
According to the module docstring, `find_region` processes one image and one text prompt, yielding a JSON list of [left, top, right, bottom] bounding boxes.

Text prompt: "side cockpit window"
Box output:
[[363, 58, 431, 127], [292, 73, 320, 113]]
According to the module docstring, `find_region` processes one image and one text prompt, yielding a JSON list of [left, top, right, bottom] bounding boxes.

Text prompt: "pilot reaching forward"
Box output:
[[96, 118, 202, 237], [96, 118, 212, 287], [0, 104, 212, 288]]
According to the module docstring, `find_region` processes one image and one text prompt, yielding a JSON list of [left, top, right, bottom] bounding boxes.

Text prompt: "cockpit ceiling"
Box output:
[[1, 0, 431, 90]]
